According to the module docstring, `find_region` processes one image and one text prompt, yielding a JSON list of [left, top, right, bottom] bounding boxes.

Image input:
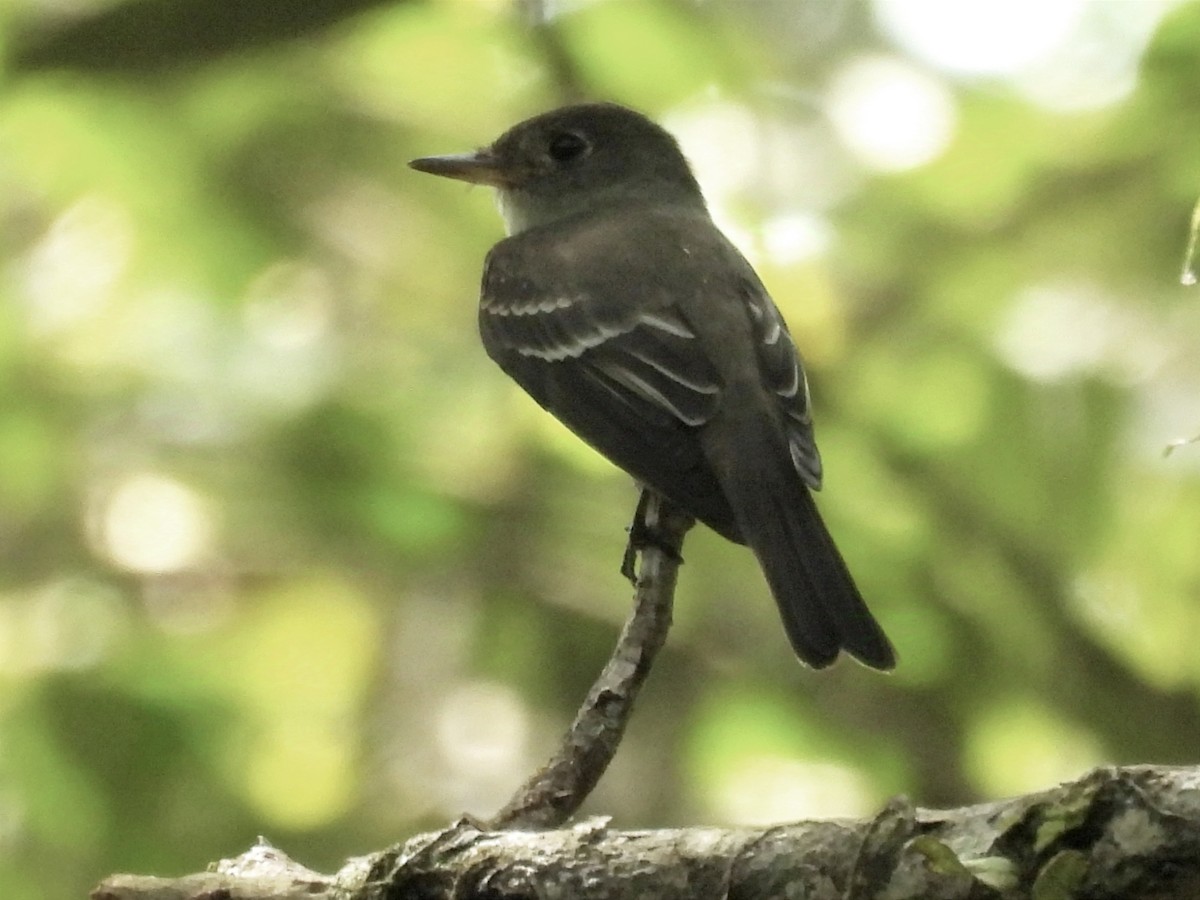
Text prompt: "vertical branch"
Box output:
[[487, 491, 694, 830]]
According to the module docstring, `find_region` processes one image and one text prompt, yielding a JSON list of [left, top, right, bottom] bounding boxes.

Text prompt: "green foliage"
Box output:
[[1, 1, 1198, 897]]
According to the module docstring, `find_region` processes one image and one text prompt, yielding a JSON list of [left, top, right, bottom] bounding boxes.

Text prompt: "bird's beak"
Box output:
[[409, 149, 512, 188]]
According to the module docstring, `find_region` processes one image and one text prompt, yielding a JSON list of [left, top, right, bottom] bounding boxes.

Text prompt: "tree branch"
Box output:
[[11, 0, 400, 73], [93, 765, 1200, 899], [487, 489, 693, 829]]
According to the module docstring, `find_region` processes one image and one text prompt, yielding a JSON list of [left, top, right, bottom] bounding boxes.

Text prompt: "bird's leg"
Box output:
[[620, 489, 652, 583], [622, 487, 690, 584]]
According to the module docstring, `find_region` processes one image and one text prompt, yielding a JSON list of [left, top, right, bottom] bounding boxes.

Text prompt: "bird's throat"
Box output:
[[494, 189, 530, 237]]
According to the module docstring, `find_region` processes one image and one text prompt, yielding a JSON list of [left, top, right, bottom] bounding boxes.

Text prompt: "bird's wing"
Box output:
[[479, 254, 740, 539], [480, 272, 723, 428], [742, 281, 823, 490]]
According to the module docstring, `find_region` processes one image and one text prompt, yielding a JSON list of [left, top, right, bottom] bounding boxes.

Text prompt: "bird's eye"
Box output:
[[547, 131, 590, 163]]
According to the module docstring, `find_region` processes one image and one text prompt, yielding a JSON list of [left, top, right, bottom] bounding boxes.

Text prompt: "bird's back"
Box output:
[[478, 204, 748, 542]]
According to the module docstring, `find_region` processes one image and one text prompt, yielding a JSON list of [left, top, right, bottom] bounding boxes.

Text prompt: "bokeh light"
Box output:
[[709, 757, 874, 824], [95, 472, 214, 574], [2, 1, 1198, 896], [873, 0, 1088, 76], [0, 579, 126, 676], [826, 54, 957, 172], [21, 195, 132, 336], [966, 699, 1106, 797]]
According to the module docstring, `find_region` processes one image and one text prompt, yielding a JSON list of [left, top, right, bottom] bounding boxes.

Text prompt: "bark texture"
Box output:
[[93, 764, 1200, 900]]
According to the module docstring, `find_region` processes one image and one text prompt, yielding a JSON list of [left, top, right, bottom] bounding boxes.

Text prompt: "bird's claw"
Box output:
[[621, 490, 684, 584]]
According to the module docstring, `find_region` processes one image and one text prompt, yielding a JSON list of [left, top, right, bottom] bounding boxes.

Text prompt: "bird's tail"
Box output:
[[716, 434, 895, 670]]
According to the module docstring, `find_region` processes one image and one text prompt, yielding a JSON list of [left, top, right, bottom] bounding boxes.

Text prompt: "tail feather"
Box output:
[[717, 437, 895, 670]]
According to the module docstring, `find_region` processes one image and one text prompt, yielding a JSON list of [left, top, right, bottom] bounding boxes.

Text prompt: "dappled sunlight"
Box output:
[[672, 100, 862, 216], [965, 699, 1106, 797], [1, 0, 1198, 895], [233, 260, 338, 412], [874, 0, 1089, 77], [222, 577, 381, 717], [21, 194, 132, 337], [242, 261, 334, 352], [686, 681, 899, 824], [710, 756, 875, 824], [94, 472, 214, 574], [761, 211, 833, 266], [995, 281, 1168, 384], [875, 0, 1180, 111], [1072, 476, 1200, 688], [243, 717, 359, 829], [326, 2, 523, 130], [436, 680, 530, 774], [826, 54, 957, 172], [431, 679, 533, 814], [0, 579, 126, 676], [170, 576, 386, 828]]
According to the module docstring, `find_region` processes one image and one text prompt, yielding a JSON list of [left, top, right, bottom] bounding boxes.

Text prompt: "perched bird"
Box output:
[[410, 103, 895, 670]]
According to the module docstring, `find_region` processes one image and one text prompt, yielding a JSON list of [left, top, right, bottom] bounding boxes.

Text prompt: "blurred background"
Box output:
[[1, 0, 1199, 896]]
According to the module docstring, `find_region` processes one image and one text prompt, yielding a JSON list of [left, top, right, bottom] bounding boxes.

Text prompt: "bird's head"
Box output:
[[410, 103, 706, 235]]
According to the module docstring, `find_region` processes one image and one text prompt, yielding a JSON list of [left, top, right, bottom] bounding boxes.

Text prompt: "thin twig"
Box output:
[[486, 490, 694, 829]]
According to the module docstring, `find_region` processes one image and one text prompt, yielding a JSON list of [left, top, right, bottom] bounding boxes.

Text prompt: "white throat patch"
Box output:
[[494, 190, 528, 236]]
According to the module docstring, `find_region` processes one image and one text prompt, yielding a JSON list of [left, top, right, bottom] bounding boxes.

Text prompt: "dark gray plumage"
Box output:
[[411, 103, 894, 670]]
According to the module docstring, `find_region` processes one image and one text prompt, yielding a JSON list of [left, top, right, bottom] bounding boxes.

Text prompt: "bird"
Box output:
[[410, 102, 895, 670]]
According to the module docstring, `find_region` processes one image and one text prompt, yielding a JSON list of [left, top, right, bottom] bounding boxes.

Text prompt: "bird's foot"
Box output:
[[621, 489, 685, 584]]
